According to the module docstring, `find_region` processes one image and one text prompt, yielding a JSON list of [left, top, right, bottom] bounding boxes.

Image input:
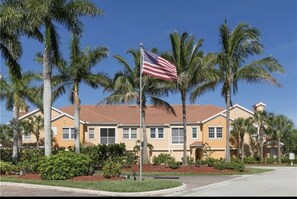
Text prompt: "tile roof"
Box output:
[[60, 104, 224, 126]]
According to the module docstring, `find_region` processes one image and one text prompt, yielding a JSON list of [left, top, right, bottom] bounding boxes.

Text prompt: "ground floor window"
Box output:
[[63, 128, 75, 140], [100, 128, 115, 144]]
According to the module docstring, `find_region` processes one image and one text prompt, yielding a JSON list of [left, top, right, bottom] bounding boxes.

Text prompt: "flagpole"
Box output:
[[139, 43, 143, 182]]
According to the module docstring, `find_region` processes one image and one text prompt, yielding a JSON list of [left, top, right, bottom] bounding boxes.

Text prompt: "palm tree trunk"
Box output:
[[142, 108, 149, 164], [225, 88, 231, 162], [236, 136, 240, 159], [259, 128, 264, 162], [241, 136, 244, 162], [74, 85, 80, 154], [12, 105, 19, 163], [277, 137, 281, 164], [181, 91, 187, 165], [43, 41, 52, 156], [36, 134, 40, 149]]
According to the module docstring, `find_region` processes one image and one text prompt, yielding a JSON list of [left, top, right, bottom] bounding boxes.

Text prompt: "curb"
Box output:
[[0, 182, 186, 196]]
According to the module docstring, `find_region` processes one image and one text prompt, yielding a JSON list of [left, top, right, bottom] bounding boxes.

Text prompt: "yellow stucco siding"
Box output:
[[203, 115, 226, 150], [51, 115, 84, 148], [229, 107, 253, 120]]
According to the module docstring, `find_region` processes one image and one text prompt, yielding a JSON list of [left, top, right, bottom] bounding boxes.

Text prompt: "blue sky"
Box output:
[[0, 0, 296, 125]]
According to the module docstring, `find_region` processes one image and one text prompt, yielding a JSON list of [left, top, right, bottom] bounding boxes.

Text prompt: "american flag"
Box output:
[[142, 49, 177, 81]]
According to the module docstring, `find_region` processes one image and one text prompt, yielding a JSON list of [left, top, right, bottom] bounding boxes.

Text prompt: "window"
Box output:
[[150, 128, 164, 139], [123, 128, 137, 139], [208, 127, 223, 139], [192, 127, 197, 139], [89, 128, 95, 139], [63, 128, 75, 140], [23, 133, 32, 140], [100, 128, 115, 144], [172, 128, 184, 144], [51, 127, 57, 136]]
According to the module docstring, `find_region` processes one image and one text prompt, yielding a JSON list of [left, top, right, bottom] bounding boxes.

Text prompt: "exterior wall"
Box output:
[[51, 115, 84, 148], [229, 107, 253, 120]]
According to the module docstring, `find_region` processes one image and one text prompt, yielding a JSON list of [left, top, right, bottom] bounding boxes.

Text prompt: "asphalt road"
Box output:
[[167, 166, 297, 196]]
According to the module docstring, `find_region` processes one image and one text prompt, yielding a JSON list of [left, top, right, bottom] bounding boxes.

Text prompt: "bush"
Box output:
[[123, 151, 138, 168], [203, 157, 217, 167], [187, 156, 195, 165], [152, 153, 174, 166], [243, 157, 257, 164], [0, 149, 13, 162], [168, 159, 180, 169], [213, 162, 226, 170], [195, 159, 202, 167], [225, 160, 245, 172], [102, 159, 122, 178], [265, 157, 277, 164], [38, 151, 91, 180], [0, 161, 19, 174]]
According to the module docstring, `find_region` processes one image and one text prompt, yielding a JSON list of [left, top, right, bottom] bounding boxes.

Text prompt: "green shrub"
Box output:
[[195, 159, 202, 167], [225, 160, 245, 172], [102, 159, 122, 178], [265, 157, 277, 164], [243, 156, 257, 164], [38, 151, 91, 180], [213, 162, 226, 170], [123, 151, 138, 168], [0, 149, 13, 162], [0, 161, 18, 174], [203, 157, 217, 167], [152, 153, 174, 166], [187, 156, 195, 165], [168, 159, 180, 169]]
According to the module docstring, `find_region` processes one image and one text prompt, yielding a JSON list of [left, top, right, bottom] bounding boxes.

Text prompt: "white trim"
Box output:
[[51, 113, 85, 124], [191, 127, 198, 139], [19, 106, 64, 120], [88, 127, 95, 140], [253, 102, 267, 108], [202, 113, 234, 124], [62, 127, 75, 140], [222, 104, 254, 115], [149, 127, 164, 139], [122, 127, 137, 140], [208, 126, 223, 139]]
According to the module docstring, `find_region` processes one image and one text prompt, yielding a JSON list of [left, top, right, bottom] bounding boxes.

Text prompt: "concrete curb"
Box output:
[[0, 182, 186, 196]]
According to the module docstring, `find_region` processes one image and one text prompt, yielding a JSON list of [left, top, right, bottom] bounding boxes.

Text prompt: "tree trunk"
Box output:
[[43, 40, 52, 156], [142, 108, 149, 164], [225, 88, 231, 162], [181, 91, 187, 165], [277, 137, 281, 164], [74, 85, 81, 154], [36, 134, 40, 149], [259, 127, 264, 162], [12, 105, 19, 163], [241, 135, 244, 162]]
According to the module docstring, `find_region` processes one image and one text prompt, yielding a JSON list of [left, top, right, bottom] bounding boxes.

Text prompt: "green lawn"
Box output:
[[0, 175, 182, 192]]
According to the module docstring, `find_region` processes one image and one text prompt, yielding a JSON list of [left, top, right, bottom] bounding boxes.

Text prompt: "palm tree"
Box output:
[[28, 115, 44, 149], [164, 31, 213, 165], [210, 21, 284, 162], [0, 0, 42, 77], [5, 0, 103, 156], [0, 124, 13, 148], [253, 110, 269, 162], [267, 113, 294, 163], [53, 34, 109, 153], [0, 71, 42, 163], [101, 49, 176, 164], [231, 117, 257, 161]]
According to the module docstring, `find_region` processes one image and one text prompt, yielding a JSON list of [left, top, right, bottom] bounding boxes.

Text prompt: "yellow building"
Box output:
[[19, 102, 268, 161]]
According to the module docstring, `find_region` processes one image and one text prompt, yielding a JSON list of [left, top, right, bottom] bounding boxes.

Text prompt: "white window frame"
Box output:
[[123, 128, 137, 140], [208, 126, 223, 139], [88, 128, 95, 140], [23, 133, 32, 140], [100, 128, 116, 144], [192, 127, 198, 139], [51, 127, 57, 136], [171, 127, 184, 144], [150, 127, 164, 139], [62, 127, 75, 140]]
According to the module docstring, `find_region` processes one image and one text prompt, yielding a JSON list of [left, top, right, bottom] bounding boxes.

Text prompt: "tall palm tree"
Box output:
[[0, 0, 42, 77], [101, 49, 176, 164], [0, 71, 42, 163], [164, 31, 214, 165], [5, 0, 103, 156], [208, 21, 284, 162], [53, 34, 109, 153], [231, 117, 257, 161], [252, 110, 269, 162], [267, 113, 294, 163]]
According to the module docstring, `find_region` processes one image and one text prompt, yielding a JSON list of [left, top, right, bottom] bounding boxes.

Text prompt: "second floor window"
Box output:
[[150, 128, 164, 139], [192, 127, 197, 139], [89, 128, 95, 139], [172, 128, 184, 144], [63, 128, 75, 140], [208, 127, 223, 139], [100, 128, 115, 144], [123, 128, 137, 139]]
